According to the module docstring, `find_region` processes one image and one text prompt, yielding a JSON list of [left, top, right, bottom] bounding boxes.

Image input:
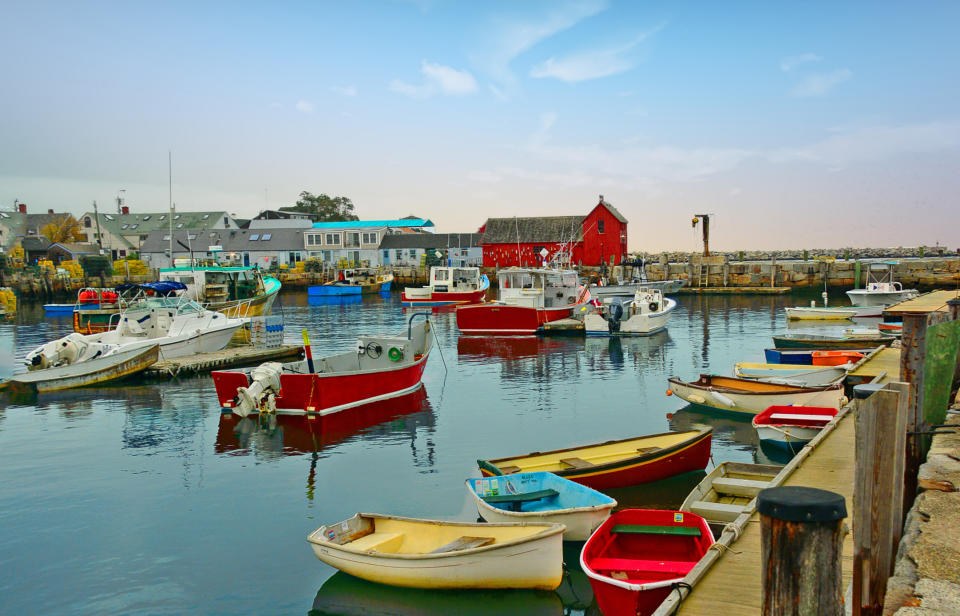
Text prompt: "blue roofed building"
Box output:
[[303, 218, 434, 267]]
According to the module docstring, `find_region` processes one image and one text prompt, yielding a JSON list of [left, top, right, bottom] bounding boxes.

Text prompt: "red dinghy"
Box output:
[[581, 509, 714, 616], [455, 267, 590, 335], [212, 316, 432, 417]]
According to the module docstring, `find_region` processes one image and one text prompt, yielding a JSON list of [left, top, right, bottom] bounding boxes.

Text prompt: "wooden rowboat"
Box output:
[[0, 345, 159, 394], [733, 362, 848, 387], [679, 462, 781, 531], [772, 333, 894, 349], [666, 374, 846, 415], [784, 306, 857, 321], [466, 471, 616, 541], [307, 513, 564, 590], [764, 347, 877, 365], [580, 509, 714, 616], [477, 429, 713, 491]]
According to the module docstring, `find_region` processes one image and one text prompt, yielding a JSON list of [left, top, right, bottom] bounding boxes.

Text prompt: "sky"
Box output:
[[1, 1, 958, 252]]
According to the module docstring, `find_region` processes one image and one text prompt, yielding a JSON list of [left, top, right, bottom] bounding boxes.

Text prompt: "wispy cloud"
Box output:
[[530, 23, 665, 82], [330, 85, 357, 97], [780, 53, 822, 72], [295, 100, 314, 113], [470, 0, 608, 91], [390, 60, 477, 98], [790, 69, 852, 97]]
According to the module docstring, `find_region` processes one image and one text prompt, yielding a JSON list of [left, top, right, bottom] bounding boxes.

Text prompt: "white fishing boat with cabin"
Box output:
[[846, 261, 918, 314], [583, 287, 676, 336]]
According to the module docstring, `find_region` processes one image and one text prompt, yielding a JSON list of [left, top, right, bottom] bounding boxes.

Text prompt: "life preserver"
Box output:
[[388, 347, 403, 362], [649, 302, 659, 311]]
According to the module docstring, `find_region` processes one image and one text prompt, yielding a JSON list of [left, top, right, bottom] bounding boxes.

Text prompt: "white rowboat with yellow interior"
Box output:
[[667, 375, 847, 415], [307, 513, 564, 590]]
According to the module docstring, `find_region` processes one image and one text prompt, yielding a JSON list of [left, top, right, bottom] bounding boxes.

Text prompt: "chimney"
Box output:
[[18, 203, 26, 213], [121, 206, 130, 215], [48, 209, 54, 214]]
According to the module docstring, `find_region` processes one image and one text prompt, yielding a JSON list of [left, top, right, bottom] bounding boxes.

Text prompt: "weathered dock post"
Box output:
[[758, 486, 847, 616], [853, 382, 908, 616]]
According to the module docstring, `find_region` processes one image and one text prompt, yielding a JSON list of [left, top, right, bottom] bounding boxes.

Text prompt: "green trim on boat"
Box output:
[[611, 524, 701, 536]]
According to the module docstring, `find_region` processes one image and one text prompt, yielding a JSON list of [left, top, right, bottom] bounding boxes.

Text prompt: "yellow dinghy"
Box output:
[[307, 513, 564, 590]]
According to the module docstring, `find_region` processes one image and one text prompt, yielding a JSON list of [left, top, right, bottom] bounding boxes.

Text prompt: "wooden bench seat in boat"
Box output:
[[768, 413, 832, 423], [350, 532, 405, 553], [636, 446, 661, 454], [429, 536, 495, 554], [711, 477, 770, 497], [482, 489, 559, 504], [497, 465, 522, 474], [611, 524, 701, 537], [589, 557, 697, 577], [559, 457, 594, 469], [688, 500, 747, 522]]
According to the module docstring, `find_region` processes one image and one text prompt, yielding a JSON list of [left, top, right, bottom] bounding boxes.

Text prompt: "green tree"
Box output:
[[281, 192, 359, 221]]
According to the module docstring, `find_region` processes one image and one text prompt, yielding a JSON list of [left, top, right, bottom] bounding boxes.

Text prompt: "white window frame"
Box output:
[[324, 233, 341, 246], [362, 232, 378, 245]]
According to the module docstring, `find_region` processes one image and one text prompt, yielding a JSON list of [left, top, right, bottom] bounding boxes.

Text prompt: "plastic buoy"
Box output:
[[665, 389, 673, 396]]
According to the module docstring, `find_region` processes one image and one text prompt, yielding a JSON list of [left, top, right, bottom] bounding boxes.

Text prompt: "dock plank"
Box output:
[[850, 347, 901, 384], [884, 289, 960, 317]]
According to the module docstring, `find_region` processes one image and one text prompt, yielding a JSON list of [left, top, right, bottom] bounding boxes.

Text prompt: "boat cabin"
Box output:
[[335, 268, 381, 285], [159, 266, 266, 304], [426, 267, 482, 292], [863, 262, 905, 293], [497, 268, 580, 308]]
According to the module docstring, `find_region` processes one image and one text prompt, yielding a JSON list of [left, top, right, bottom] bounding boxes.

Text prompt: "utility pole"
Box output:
[[692, 214, 712, 256], [93, 200, 103, 252], [168, 152, 174, 267]]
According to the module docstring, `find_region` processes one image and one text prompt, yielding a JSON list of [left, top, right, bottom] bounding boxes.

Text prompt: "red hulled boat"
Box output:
[[401, 266, 490, 306], [455, 267, 589, 335], [212, 318, 433, 417], [581, 509, 714, 616]]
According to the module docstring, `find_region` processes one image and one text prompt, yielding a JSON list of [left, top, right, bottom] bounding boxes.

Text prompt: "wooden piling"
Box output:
[[758, 486, 847, 616], [853, 382, 908, 616]]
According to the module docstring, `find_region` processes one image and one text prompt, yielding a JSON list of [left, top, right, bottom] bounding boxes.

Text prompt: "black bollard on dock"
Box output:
[[758, 486, 847, 616]]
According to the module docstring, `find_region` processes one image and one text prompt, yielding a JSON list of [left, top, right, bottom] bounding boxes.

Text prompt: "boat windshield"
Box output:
[[500, 271, 540, 289], [453, 268, 478, 282]]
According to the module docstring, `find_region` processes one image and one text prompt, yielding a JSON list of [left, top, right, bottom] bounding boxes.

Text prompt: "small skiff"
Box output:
[[580, 509, 714, 616], [466, 472, 616, 541], [784, 306, 857, 321], [772, 333, 894, 349], [679, 462, 781, 530], [0, 345, 160, 394], [811, 350, 865, 366], [878, 321, 903, 334], [734, 362, 849, 386], [666, 375, 846, 415], [752, 405, 838, 452], [307, 513, 565, 590], [477, 429, 713, 490]]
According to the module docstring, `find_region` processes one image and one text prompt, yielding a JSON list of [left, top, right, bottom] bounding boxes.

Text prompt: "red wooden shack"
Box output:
[[479, 196, 627, 267]]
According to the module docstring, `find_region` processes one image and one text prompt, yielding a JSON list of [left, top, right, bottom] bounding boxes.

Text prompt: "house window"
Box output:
[[409, 249, 416, 258], [362, 232, 378, 244], [383, 250, 389, 259], [176, 223, 184, 228], [223, 216, 228, 225], [324, 233, 341, 245], [202, 214, 210, 220], [84, 217, 91, 228], [261, 233, 272, 241], [322, 250, 331, 262], [307, 234, 320, 246], [346, 232, 361, 247], [395, 249, 403, 261], [142, 215, 151, 221], [288, 251, 301, 263], [249, 234, 260, 240], [598, 219, 605, 233]]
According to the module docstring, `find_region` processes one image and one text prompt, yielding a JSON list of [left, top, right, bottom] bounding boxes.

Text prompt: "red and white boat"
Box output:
[[212, 317, 433, 417], [455, 267, 590, 335], [401, 266, 490, 306], [581, 509, 714, 616]]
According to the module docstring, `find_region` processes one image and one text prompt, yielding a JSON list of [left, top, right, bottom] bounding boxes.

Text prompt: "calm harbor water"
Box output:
[[0, 289, 861, 615]]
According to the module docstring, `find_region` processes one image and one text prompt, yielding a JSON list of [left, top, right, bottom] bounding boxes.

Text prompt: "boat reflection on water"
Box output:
[[457, 336, 575, 362], [308, 294, 363, 307], [757, 439, 800, 465], [309, 571, 566, 616], [215, 386, 434, 458], [582, 330, 670, 367], [668, 404, 785, 467], [602, 470, 707, 511], [0, 382, 165, 417]]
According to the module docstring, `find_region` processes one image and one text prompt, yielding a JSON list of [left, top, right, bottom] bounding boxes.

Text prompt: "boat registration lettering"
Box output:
[[674, 513, 684, 523]]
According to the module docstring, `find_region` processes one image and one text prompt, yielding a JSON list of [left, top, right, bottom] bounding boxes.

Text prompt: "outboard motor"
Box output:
[[607, 302, 623, 333], [235, 362, 284, 418], [25, 333, 90, 371]]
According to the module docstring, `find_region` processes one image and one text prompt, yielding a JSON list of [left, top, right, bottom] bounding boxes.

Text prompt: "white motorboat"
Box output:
[[584, 287, 676, 336], [1, 345, 160, 393], [846, 262, 918, 313], [25, 296, 246, 369]]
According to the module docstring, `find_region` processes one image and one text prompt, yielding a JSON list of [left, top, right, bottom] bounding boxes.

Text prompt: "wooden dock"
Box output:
[[884, 289, 960, 317], [654, 406, 857, 615], [849, 347, 901, 385], [674, 286, 791, 295], [144, 344, 303, 377]]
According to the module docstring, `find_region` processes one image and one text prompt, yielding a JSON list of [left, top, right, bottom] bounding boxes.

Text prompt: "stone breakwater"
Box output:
[[636, 245, 957, 263]]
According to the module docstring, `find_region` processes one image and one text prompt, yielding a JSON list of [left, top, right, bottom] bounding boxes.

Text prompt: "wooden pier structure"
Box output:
[[144, 344, 303, 377]]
